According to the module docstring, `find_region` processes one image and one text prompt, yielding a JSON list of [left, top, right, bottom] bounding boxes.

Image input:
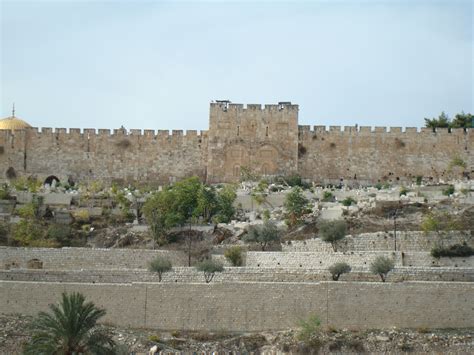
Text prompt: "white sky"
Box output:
[[1, 0, 473, 130]]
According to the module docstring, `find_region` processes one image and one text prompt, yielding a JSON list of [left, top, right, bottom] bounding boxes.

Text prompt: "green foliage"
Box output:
[[251, 180, 269, 207], [297, 314, 321, 342], [341, 197, 356, 207], [318, 220, 347, 252], [148, 256, 172, 281], [421, 211, 461, 234], [284, 186, 309, 227], [213, 184, 237, 223], [224, 246, 244, 266], [239, 166, 260, 182], [328, 262, 351, 281], [46, 224, 72, 246], [195, 259, 224, 283], [0, 183, 11, 199], [279, 175, 311, 189], [262, 209, 271, 221], [23, 292, 115, 355], [416, 176, 423, 185], [425, 111, 473, 130], [322, 191, 334, 202], [370, 256, 395, 282], [244, 220, 280, 251], [12, 176, 42, 193], [442, 185, 455, 196], [0, 222, 9, 245], [431, 243, 474, 258], [143, 190, 182, 245], [399, 186, 409, 196]]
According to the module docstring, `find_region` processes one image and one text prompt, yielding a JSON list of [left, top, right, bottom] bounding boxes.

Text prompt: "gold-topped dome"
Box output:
[[0, 104, 32, 130], [0, 116, 32, 130]]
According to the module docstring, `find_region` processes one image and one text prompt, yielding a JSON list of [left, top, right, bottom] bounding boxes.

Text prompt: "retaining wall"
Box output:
[[1, 281, 472, 331], [1, 267, 472, 283], [0, 247, 188, 270]]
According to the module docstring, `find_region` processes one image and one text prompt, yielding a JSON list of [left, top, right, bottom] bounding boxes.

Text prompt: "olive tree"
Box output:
[[318, 220, 347, 252], [370, 256, 395, 282], [244, 220, 280, 251], [148, 256, 172, 282], [328, 262, 351, 281], [195, 259, 224, 283]]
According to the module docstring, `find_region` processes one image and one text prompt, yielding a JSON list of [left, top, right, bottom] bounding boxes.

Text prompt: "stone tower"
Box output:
[[206, 102, 299, 182]]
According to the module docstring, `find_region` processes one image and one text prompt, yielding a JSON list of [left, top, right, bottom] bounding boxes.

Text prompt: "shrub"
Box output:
[[399, 186, 409, 196], [0, 183, 11, 200], [328, 262, 351, 281], [148, 256, 172, 282], [72, 209, 90, 223], [318, 220, 347, 252], [46, 225, 72, 246], [370, 256, 395, 282], [416, 175, 423, 185], [449, 156, 466, 170], [431, 243, 474, 258], [224, 246, 243, 266], [195, 259, 224, 283], [322, 191, 334, 202], [341, 197, 356, 207], [442, 185, 455, 196], [297, 314, 321, 343]]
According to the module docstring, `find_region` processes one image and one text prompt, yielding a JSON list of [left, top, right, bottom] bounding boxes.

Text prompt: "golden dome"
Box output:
[[0, 116, 32, 130]]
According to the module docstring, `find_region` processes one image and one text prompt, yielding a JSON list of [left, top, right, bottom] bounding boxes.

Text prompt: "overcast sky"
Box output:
[[1, 0, 472, 130]]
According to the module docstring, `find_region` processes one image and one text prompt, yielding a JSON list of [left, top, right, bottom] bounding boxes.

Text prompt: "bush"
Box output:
[[148, 256, 172, 282], [370, 256, 395, 282], [399, 186, 409, 196], [318, 220, 347, 252], [431, 243, 474, 258], [46, 225, 72, 246], [297, 314, 321, 345], [328, 262, 351, 281], [0, 184, 11, 200], [322, 191, 334, 202], [195, 259, 224, 283], [442, 185, 455, 196], [341, 197, 356, 207], [284, 186, 309, 227], [224, 246, 244, 266], [416, 175, 423, 185]]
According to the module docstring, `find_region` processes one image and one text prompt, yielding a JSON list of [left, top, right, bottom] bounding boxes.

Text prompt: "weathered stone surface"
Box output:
[[0, 103, 471, 185]]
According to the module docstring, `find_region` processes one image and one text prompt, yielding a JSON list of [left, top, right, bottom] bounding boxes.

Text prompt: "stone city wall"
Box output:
[[0, 128, 208, 185], [1, 281, 472, 331], [0, 247, 188, 270], [298, 125, 472, 185], [282, 231, 473, 253], [2, 266, 473, 283], [1, 103, 470, 184]]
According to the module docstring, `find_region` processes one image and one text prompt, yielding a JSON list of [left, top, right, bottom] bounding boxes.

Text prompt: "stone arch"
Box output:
[[225, 144, 250, 179], [44, 175, 60, 186], [5, 167, 16, 179], [256, 145, 279, 175]]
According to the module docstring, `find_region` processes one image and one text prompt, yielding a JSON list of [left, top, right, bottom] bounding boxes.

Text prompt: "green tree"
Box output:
[[284, 186, 309, 226], [196, 185, 219, 222], [24, 292, 115, 355], [328, 262, 351, 281], [148, 256, 172, 282], [142, 190, 181, 246], [424, 111, 450, 131], [451, 111, 473, 129], [370, 256, 395, 282], [244, 220, 280, 251], [318, 220, 347, 252], [214, 184, 237, 223], [195, 259, 224, 283]]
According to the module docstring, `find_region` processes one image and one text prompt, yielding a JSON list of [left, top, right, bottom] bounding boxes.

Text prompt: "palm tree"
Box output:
[[24, 292, 115, 355]]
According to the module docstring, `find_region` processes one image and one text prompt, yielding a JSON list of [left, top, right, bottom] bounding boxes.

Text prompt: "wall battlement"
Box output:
[[0, 102, 471, 184], [298, 125, 471, 134]]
